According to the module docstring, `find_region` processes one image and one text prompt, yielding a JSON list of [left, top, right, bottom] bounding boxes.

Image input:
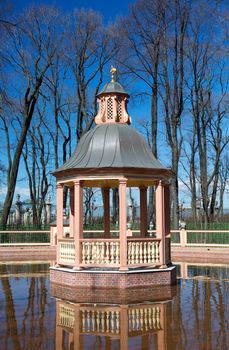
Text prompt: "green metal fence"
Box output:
[[0, 231, 50, 245]]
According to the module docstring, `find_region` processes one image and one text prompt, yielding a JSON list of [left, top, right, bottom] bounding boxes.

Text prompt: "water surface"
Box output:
[[0, 262, 228, 350]]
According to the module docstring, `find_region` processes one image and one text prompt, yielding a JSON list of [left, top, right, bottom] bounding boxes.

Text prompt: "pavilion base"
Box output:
[[50, 265, 177, 289]]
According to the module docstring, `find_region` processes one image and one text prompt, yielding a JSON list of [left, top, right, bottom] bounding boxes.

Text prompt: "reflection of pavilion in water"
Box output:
[[51, 284, 176, 350]]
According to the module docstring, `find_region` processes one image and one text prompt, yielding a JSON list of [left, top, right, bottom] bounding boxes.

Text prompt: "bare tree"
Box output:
[[118, 0, 171, 225], [160, 0, 189, 228], [0, 5, 62, 226], [186, 11, 228, 223], [20, 106, 51, 225], [70, 8, 118, 141]]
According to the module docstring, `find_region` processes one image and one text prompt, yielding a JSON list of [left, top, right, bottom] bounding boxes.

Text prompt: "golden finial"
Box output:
[[110, 66, 117, 82]]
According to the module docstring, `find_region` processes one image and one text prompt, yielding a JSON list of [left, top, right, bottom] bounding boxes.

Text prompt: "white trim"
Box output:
[[50, 265, 176, 274]]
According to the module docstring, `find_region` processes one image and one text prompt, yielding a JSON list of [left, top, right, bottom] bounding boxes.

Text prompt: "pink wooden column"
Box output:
[[156, 181, 166, 267], [164, 184, 170, 236], [140, 186, 147, 237], [55, 301, 63, 349], [69, 186, 74, 238], [74, 180, 83, 270], [157, 304, 166, 350], [120, 305, 128, 349], [164, 184, 171, 265], [104, 187, 110, 238], [56, 183, 63, 265], [73, 304, 80, 350], [119, 179, 128, 271]]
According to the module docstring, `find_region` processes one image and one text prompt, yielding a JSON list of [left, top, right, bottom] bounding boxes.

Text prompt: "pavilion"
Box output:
[[50, 68, 176, 288]]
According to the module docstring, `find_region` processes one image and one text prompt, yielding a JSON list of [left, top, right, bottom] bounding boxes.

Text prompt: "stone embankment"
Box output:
[[0, 245, 228, 264]]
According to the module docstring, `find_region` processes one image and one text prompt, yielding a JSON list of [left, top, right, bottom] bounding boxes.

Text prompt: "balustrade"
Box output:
[[127, 239, 160, 265], [81, 307, 120, 334], [128, 305, 161, 333], [58, 238, 162, 267], [59, 304, 75, 329], [59, 239, 75, 265], [81, 240, 120, 266], [58, 302, 162, 335]]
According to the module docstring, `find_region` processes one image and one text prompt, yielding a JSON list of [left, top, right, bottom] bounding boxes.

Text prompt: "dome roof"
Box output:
[[54, 124, 168, 173], [97, 81, 128, 96]]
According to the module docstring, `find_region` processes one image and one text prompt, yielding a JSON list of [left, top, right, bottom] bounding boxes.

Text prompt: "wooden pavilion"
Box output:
[[50, 68, 176, 288]]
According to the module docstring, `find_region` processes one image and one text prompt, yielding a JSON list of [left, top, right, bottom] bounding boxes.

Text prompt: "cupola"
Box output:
[[95, 66, 131, 125]]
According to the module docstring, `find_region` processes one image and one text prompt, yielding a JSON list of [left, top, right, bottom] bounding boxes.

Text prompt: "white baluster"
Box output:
[[96, 310, 100, 331], [128, 309, 131, 331], [139, 242, 143, 263], [148, 308, 152, 329], [92, 243, 96, 264], [116, 311, 120, 334], [156, 242, 159, 263], [111, 310, 115, 333], [144, 308, 148, 331], [136, 243, 140, 264], [100, 242, 104, 263], [136, 309, 140, 330], [101, 311, 105, 332], [115, 242, 119, 264], [110, 242, 114, 264], [92, 310, 95, 331], [128, 242, 131, 264], [106, 311, 110, 333], [82, 310, 86, 332], [131, 243, 135, 265], [149, 242, 153, 263], [82, 242, 85, 264], [140, 308, 144, 330], [143, 242, 147, 263], [95, 242, 100, 264], [86, 242, 90, 264], [131, 309, 135, 331], [156, 306, 160, 329], [105, 242, 110, 263], [87, 310, 90, 332], [152, 307, 156, 329]]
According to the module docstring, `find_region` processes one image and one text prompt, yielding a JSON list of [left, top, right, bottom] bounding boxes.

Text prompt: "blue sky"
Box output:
[[1, 0, 228, 210], [13, 0, 134, 20]]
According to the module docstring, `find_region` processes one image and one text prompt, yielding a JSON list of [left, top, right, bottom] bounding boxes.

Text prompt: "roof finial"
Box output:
[[110, 66, 117, 82]]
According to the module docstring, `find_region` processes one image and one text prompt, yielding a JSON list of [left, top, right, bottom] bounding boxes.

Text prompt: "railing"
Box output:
[[127, 238, 160, 266], [81, 239, 120, 266], [0, 230, 50, 246], [58, 237, 161, 268], [81, 306, 120, 335], [171, 229, 229, 247], [59, 239, 75, 265], [58, 302, 163, 335], [128, 305, 162, 333]]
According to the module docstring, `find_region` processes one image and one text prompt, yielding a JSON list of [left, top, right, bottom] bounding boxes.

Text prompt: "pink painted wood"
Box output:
[[104, 188, 110, 238], [140, 186, 147, 237], [56, 183, 63, 264], [119, 179, 128, 271], [74, 180, 83, 269], [156, 181, 166, 266], [69, 186, 74, 238]]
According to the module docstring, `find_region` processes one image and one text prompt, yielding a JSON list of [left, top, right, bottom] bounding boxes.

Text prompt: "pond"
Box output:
[[0, 262, 228, 350]]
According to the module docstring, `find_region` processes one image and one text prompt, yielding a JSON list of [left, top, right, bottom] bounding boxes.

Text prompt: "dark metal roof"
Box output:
[[54, 124, 168, 173], [97, 81, 128, 96]]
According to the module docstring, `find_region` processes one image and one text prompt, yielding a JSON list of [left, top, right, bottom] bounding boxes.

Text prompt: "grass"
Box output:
[[0, 222, 228, 245], [186, 222, 229, 230], [0, 232, 50, 244]]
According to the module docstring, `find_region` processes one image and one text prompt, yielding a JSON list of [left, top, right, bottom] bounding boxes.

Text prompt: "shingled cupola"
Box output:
[[50, 67, 176, 289]]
